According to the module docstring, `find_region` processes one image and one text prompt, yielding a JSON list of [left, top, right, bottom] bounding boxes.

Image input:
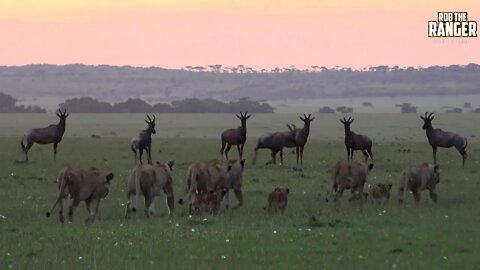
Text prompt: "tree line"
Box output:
[[0, 92, 46, 113], [58, 97, 274, 113]]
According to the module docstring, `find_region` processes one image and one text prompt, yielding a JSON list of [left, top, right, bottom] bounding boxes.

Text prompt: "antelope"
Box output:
[[131, 114, 156, 165], [340, 117, 373, 162], [220, 112, 251, 160], [421, 112, 468, 167], [252, 124, 297, 166], [293, 114, 315, 167], [20, 109, 69, 161]]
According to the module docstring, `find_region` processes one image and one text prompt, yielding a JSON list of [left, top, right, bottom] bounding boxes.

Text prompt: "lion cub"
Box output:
[[192, 188, 226, 214], [368, 183, 392, 202], [265, 187, 289, 213]]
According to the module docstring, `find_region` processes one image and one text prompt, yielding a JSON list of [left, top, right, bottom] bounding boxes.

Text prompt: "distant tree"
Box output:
[[59, 97, 112, 113], [335, 106, 353, 114], [362, 102, 373, 107], [446, 108, 462, 113], [396, 103, 417, 113], [152, 102, 172, 113], [318, 106, 335, 113], [0, 92, 16, 109], [464, 102, 472, 109], [113, 98, 152, 113], [0, 92, 46, 113], [472, 108, 480, 113]]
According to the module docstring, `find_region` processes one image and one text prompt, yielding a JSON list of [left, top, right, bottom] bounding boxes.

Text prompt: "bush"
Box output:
[[362, 102, 373, 107], [318, 106, 335, 114], [335, 106, 353, 114], [396, 103, 417, 113], [446, 108, 462, 113]]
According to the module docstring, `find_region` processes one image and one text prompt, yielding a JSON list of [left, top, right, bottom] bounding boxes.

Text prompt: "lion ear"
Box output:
[[227, 164, 233, 171], [106, 172, 114, 182], [274, 187, 279, 192], [388, 184, 392, 189], [377, 184, 381, 187], [168, 161, 175, 170], [286, 188, 290, 193]]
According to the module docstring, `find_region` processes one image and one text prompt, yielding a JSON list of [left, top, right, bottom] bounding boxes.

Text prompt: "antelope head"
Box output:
[[145, 114, 156, 134], [420, 112, 434, 130], [339, 117, 354, 131], [56, 108, 70, 121], [236, 111, 251, 126], [299, 114, 315, 125]]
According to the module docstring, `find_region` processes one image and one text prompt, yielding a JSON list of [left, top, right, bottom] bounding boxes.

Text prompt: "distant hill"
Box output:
[[0, 64, 479, 104]]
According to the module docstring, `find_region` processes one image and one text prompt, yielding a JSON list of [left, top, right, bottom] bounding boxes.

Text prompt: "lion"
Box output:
[[179, 159, 245, 213], [46, 167, 114, 223], [368, 183, 392, 202], [265, 187, 289, 213], [398, 163, 440, 204], [326, 160, 374, 202], [124, 161, 175, 218], [191, 187, 227, 214]]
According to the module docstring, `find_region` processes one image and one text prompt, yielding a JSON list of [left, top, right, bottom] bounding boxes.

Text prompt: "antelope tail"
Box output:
[[463, 138, 468, 151], [20, 137, 26, 152]]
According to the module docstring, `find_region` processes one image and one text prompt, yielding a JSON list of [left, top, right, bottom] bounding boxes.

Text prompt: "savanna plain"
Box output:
[[1, 113, 480, 269]]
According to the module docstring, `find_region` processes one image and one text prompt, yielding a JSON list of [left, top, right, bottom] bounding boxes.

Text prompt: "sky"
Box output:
[[0, 0, 479, 69]]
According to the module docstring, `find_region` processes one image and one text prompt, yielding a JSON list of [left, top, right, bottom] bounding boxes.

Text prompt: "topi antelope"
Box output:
[[252, 124, 297, 166], [220, 112, 251, 160], [421, 112, 468, 167], [131, 114, 156, 165], [20, 109, 70, 162], [293, 114, 315, 167], [340, 117, 373, 162]]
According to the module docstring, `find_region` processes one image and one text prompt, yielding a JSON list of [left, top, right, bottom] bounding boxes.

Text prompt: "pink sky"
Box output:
[[0, 1, 479, 69]]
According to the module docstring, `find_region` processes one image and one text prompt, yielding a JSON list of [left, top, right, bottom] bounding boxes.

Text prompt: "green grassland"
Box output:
[[1, 114, 480, 269]]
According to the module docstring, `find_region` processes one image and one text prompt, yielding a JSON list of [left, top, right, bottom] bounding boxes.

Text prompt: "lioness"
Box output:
[[399, 163, 440, 204], [327, 160, 374, 202], [125, 161, 175, 218], [265, 187, 289, 213], [46, 167, 114, 223], [368, 183, 392, 202], [179, 159, 245, 213]]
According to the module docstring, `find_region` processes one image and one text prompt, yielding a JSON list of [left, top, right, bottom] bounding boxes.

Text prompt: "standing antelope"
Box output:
[[293, 114, 315, 167], [252, 124, 296, 166], [131, 114, 156, 165], [20, 109, 69, 161], [340, 117, 373, 162], [421, 112, 468, 167], [220, 112, 251, 160]]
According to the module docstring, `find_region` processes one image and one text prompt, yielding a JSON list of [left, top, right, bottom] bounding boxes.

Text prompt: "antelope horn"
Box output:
[[63, 108, 67, 115], [308, 114, 311, 118], [428, 112, 434, 118], [146, 114, 152, 122], [152, 115, 156, 121]]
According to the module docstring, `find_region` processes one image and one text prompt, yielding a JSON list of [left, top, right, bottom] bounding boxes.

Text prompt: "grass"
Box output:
[[1, 114, 480, 269]]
